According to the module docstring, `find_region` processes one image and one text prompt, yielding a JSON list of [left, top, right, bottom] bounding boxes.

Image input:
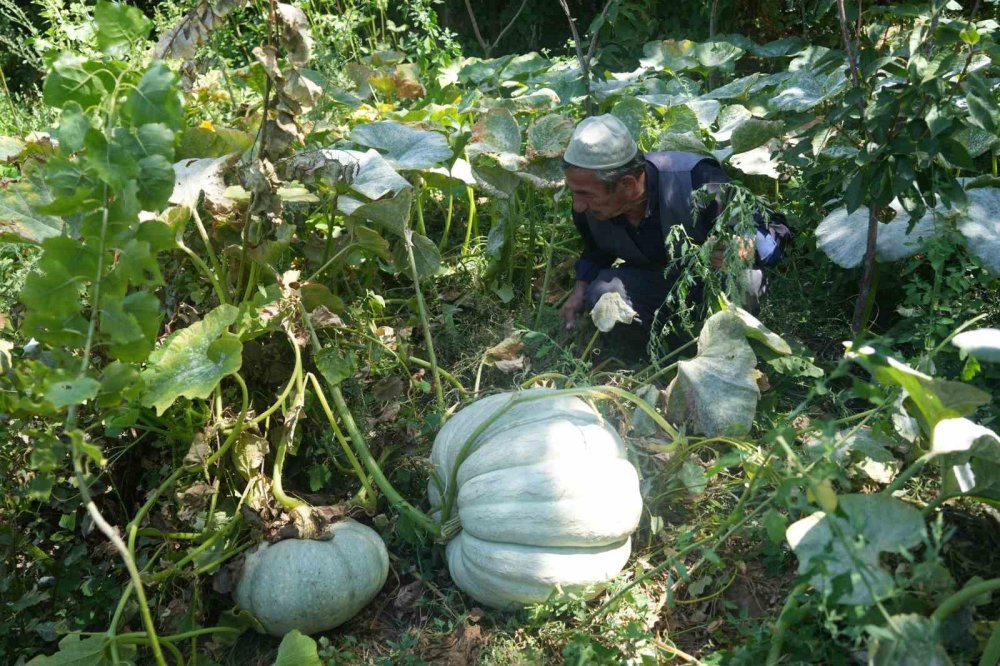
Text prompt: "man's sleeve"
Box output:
[[573, 211, 614, 282]]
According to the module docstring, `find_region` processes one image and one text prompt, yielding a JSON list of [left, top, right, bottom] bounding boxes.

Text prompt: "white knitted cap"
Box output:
[[563, 114, 638, 170]]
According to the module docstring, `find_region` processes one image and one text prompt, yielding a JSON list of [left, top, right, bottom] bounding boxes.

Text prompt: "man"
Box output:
[[558, 114, 788, 336]]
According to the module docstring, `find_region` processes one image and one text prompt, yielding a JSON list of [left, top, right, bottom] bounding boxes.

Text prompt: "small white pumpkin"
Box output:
[[429, 389, 642, 609], [234, 518, 389, 636]]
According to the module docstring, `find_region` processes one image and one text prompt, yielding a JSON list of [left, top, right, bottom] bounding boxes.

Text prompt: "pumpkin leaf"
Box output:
[[726, 302, 792, 354], [957, 187, 1000, 275], [272, 630, 323, 666], [170, 154, 239, 213], [931, 417, 999, 457], [727, 143, 781, 179], [275, 3, 313, 67], [952, 328, 1000, 363], [590, 292, 637, 332], [349, 188, 411, 237], [609, 96, 648, 141], [867, 614, 950, 666], [0, 178, 64, 243], [526, 114, 574, 159], [815, 201, 940, 268], [350, 121, 452, 170], [729, 118, 784, 154], [315, 347, 356, 387], [786, 494, 924, 605], [394, 231, 441, 279], [25, 632, 134, 665], [140, 305, 242, 415], [846, 345, 990, 427], [665, 310, 759, 437], [468, 108, 521, 157]]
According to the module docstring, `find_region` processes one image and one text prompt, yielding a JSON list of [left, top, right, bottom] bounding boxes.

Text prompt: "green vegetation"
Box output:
[[0, 0, 998, 664]]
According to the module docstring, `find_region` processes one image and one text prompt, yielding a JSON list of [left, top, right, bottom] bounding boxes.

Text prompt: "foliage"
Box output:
[[0, 0, 997, 664]]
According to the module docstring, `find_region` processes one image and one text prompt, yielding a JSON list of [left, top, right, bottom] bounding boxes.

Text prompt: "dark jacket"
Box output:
[[573, 152, 787, 283]]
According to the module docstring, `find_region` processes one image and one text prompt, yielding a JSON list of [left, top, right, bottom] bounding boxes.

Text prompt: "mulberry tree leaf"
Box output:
[[140, 304, 242, 415]]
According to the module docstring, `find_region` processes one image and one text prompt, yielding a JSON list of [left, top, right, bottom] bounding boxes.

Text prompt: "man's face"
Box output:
[[564, 168, 634, 221]]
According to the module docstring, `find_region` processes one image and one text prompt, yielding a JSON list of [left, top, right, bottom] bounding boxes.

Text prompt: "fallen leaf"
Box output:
[[590, 292, 637, 332]]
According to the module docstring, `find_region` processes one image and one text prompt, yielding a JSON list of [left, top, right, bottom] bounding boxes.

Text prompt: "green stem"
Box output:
[[462, 185, 476, 256], [71, 446, 167, 666], [115, 626, 241, 644], [0, 64, 25, 136], [581, 328, 600, 361], [307, 373, 378, 508], [978, 620, 1000, 666], [177, 238, 230, 305], [440, 192, 454, 249], [533, 209, 559, 329], [403, 228, 445, 413], [766, 582, 809, 666], [883, 453, 933, 495], [306, 242, 358, 283], [190, 208, 228, 303], [271, 377, 307, 511], [415, 184, 426, 235], [520, 372, 570, 388], [250, 332, 302, 426], [931, 578, 1000, 624], [328, 383, 441, 537], [147, 520, 242, 583], [407, 356, 468, 396]]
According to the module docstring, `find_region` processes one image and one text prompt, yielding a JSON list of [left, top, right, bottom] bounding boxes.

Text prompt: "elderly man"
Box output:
[[559, 114, 788, 335]]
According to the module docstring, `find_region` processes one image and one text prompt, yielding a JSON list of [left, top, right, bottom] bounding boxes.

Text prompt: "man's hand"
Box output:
[[560, 281, 589, 329]]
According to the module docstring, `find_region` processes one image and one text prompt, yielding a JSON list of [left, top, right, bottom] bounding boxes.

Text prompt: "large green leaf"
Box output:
[[350, 121, 452, 170], [786, 494, 925, 605], [121, 62, 183, 130], [526, 114, 574, 159], [934, 418, 1000, 502], [26, 632, 134, 665], [730, 118, 784, 154], [957, 187, 1000, 275], [394, 230, 441, 279], [272, 630, 322, 666], [140, 304, 243, 415], [952, 328, 1000, 363], [814, 201, 940, 268], [468, 108, 521, 156], [867, 614, 951, 666], [94, 0, 152, 56], [0, 179, 64, 243], [665, 310, 759, 437], [767, 69, 845, 112], [42, 53, 109, 110], [348, 188, 411, 237], [846, 346, 991, 428], [727, 302, 792, 354]]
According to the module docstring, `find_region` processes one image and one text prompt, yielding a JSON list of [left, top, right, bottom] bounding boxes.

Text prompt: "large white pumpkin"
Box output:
[[234, 518, 389, 636], [429, 389, 642, 609]]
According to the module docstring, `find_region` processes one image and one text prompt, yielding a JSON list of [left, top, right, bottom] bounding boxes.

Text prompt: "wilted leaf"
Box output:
[[232, 432, 268, 480], [665, 311, 759, 436], [154, 0, 244, 60], [469, 109, 521, 156], [170, 154, 239, 214], [141, 305, 243, 415], [952, 328, 1000, 363], [350, 121, 452, 170], [957, 187, 1000, 275], [276, 3, 313, 67], [590, 292, 637, 332], [786, 494, 924, 605]]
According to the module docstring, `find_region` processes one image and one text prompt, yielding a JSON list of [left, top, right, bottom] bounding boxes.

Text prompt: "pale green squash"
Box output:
[[429, 389, 642, 609], [234, 518, 389, 636]]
